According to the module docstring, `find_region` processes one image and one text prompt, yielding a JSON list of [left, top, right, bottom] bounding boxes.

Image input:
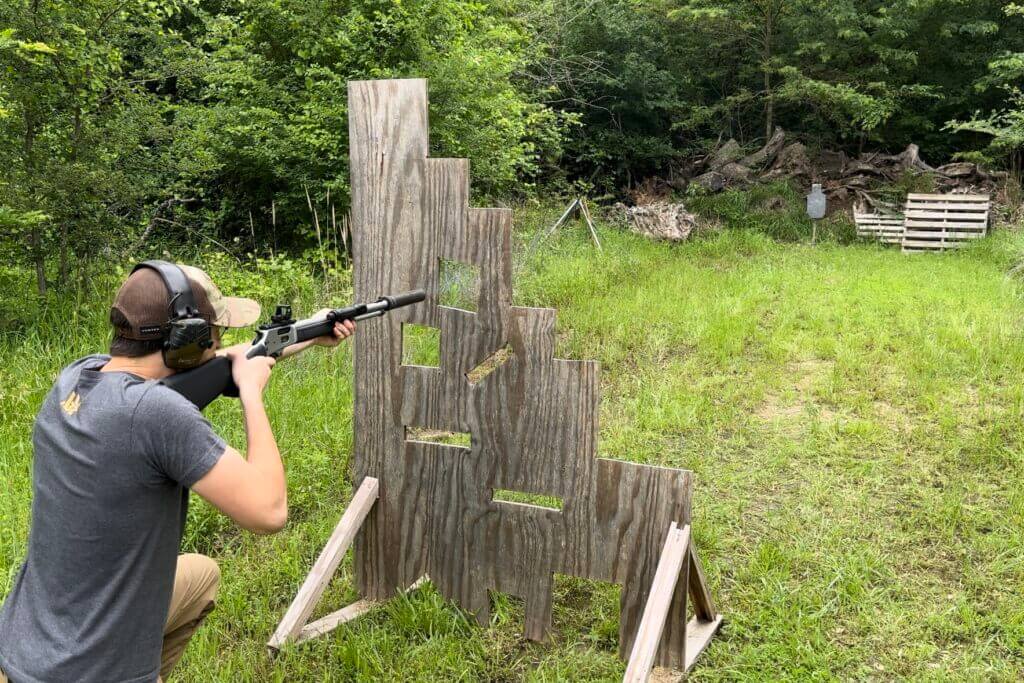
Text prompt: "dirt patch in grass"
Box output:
[[756, 401, 803, 421], [756, 359, 837, 426], [788, 359, 833, 394], [649, 666, 684, 682], [872, 399, 911, 432]]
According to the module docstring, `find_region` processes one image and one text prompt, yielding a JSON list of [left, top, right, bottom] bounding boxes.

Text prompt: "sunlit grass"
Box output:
[[3, 203, 1024, 680]]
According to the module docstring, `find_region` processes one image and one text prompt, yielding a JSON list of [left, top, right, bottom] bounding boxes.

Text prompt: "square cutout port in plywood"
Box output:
[[402, 323, 440, 367], [440, 259, 480, 312]]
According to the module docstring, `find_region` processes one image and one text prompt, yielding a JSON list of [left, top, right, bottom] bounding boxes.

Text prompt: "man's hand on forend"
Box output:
[[311, 309, 356, 347]]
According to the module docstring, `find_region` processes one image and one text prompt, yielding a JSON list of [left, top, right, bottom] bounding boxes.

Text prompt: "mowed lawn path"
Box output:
[[2, 227, 1023, 681]]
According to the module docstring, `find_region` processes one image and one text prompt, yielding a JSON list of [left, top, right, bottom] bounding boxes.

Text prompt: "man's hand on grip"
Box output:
[[229, 351, 276, 397]]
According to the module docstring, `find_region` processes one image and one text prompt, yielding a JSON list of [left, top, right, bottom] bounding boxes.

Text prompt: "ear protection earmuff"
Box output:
[[132, 260, 214, 370]]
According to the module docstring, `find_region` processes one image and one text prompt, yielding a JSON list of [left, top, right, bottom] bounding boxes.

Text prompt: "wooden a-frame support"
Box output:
[[271, 486, 721, 682], [623, 522, 723, 682], [267, 476, 412, 650], [268, 475, 427, 650]]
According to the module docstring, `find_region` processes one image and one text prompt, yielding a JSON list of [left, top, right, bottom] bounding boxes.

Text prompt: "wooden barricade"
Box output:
[[268, 78, 723, 681]]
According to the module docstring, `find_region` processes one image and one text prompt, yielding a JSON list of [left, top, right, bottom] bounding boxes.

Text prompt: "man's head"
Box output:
[[109, 263, 260, 369]]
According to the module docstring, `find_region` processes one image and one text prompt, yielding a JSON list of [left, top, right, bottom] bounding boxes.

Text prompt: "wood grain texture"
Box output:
[[346, 78, 719, 674], [418, 158, 469, 328], [623, 525, 724, 680], [688, 538, 717, 621], [349, 79, 433, 600], [683, 615, 724, 673], [589, 459, 693, 666], [403, 439, 491, 623], [294, 576, 430, 645], [623, 523, 690, 682], [267, 477, 379, 650], [296, 599, 376, 644], [903, 202, 988, 211], [906, 193, 990, 202]]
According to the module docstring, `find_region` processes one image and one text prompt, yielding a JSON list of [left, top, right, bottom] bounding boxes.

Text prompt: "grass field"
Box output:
[[3, 203, 1024, 681]]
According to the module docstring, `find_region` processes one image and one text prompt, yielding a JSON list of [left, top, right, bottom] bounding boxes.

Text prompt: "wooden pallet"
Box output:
[[854, 209, 904, 245], [901, 193, 990, 252]]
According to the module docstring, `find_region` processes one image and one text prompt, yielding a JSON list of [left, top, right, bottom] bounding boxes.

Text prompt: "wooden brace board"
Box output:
[[271, 78, 721, 675], [623, 523, 724, 681], [267, 476, 380, 650]]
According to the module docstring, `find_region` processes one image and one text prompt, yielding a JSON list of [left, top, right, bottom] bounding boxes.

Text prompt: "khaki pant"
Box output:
[[0, 554, 217, 683], [159, 553, 220, 682]]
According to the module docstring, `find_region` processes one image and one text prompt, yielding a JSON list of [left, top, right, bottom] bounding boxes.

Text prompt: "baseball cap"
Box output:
[[111, 263, 261, 340]]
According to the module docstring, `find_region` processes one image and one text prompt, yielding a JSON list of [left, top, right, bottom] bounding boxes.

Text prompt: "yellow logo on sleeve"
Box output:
[[61, 391, 81, 416]]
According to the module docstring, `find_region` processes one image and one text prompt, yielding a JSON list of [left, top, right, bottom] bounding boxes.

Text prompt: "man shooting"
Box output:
[[0, 262, 355, 683]]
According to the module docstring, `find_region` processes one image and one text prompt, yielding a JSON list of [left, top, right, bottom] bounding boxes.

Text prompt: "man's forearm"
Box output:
[[240, 390, 286, 509]]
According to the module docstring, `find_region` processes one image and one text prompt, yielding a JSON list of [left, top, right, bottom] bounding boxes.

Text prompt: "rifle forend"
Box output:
[[161, 290, 425, 410]]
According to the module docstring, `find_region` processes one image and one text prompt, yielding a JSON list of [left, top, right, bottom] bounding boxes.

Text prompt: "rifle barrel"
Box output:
[[164, 289, 425, 408]]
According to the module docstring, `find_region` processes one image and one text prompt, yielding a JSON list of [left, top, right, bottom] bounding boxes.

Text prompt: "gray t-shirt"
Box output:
[[0, 355, 226, 683]]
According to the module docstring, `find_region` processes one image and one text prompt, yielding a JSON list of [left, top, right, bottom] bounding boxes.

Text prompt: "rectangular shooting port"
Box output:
[[492, 489, 563, 512], [404, 426, 471, 448]]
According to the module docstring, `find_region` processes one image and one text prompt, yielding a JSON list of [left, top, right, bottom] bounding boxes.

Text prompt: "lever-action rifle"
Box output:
[[163, 290, 426, 409]]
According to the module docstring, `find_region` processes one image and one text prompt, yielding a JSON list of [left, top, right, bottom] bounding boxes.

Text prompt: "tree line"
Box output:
[[2, 0, 1023, 294]]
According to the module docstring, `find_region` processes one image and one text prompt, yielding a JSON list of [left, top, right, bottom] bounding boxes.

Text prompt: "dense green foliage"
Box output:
[[0, 0, 563, 294], [541, 0, 1024, 189], [950, 5, 1024, 169], [4, 1, 1024, 291]]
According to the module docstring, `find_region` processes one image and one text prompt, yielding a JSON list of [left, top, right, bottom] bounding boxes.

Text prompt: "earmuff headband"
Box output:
[[132, 260, 200, 321], [130, 260, 212, 370]]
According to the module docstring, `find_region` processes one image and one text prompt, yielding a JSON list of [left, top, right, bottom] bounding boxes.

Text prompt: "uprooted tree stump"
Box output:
[[616, 202, 702, 242], [668, 128, 1004, 208]]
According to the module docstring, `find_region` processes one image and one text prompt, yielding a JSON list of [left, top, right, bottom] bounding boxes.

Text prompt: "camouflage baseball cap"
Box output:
[[111, 263, 261, 340]]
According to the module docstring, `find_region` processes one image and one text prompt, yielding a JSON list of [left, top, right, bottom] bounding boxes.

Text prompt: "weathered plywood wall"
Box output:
[[350, 78, 698, 668]]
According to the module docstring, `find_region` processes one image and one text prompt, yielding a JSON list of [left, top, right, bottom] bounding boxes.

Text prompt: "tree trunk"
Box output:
[[763, 10, 774, 141], [23, 110, 46, 296], [60, 104, 83, 287], [31, 228, 47, 296]]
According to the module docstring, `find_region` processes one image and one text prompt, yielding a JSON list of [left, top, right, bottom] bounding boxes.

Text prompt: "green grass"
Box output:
[[3, 204, 1024, 680]]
